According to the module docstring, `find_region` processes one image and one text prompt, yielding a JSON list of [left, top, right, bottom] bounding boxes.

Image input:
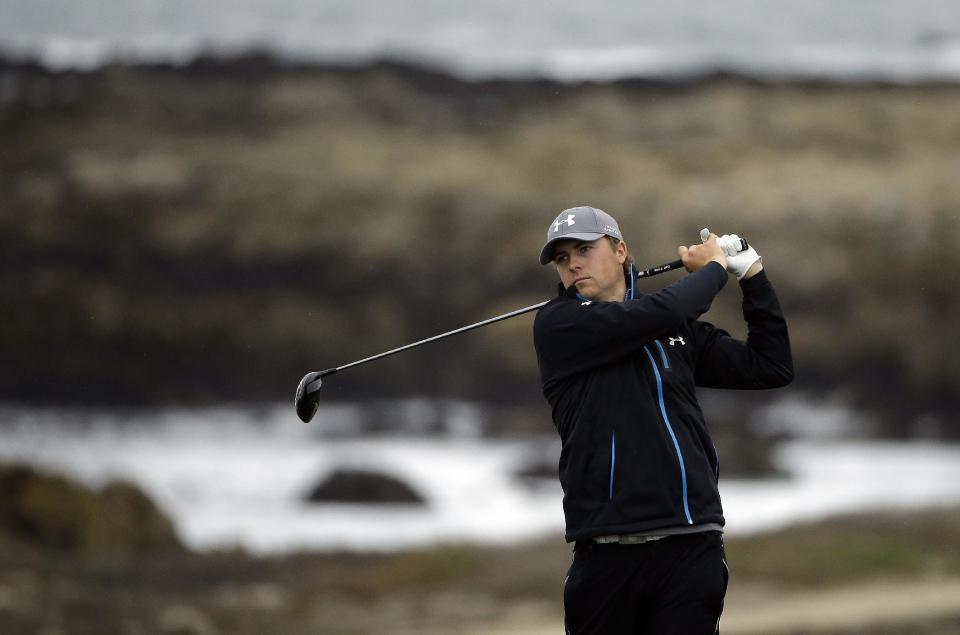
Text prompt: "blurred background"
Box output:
[[2, 1, 960, 633]]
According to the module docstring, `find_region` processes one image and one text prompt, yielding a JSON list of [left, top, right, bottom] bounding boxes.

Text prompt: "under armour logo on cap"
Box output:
[[553, 214, 576, 233], [539, 206, 624, 265]]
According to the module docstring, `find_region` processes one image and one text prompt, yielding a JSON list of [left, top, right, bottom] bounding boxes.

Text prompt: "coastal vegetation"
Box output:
[[3, 55, 960, 438]]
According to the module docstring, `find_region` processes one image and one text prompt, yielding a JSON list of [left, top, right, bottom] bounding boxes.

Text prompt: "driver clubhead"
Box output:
[[295, 371, 324, 422]]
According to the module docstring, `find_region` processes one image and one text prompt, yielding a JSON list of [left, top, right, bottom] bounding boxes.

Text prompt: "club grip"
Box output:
[[701, 228, 749, 253], [635, 259, 683, 279]]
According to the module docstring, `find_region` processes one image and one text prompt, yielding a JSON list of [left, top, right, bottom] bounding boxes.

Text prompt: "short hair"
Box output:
[[605, 236, 635, 275]]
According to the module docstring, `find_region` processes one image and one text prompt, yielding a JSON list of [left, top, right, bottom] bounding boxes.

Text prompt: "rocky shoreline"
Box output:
[[2, 463, 959, 634]]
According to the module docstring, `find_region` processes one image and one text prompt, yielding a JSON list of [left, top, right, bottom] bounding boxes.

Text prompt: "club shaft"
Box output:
[[324, 257, 686, 376], [333, 302, 545, 373]]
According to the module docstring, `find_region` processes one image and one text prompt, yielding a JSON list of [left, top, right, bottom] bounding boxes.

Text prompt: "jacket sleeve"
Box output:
[[692, 270, 794, 389], [534, 262, 727, 381]]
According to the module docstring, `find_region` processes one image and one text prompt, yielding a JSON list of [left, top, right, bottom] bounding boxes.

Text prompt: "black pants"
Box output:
[[564, 532, 728, 635]]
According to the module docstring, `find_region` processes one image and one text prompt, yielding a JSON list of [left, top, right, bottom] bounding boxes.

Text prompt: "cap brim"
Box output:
[[539, 232, 607, 264]]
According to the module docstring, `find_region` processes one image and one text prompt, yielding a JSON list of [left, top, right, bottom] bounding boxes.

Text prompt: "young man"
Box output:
[[533, 206, 793, 634]]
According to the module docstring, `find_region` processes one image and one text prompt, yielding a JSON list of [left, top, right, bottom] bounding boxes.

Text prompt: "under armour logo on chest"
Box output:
[[553, 214, 576, 232], [669, 336, 686, 346]]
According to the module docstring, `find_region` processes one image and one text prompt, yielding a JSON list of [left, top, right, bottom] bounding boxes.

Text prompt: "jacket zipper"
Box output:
[[654, 339, 670, 369], [643, 345, 693, 524], [656, 339, 718, 480]]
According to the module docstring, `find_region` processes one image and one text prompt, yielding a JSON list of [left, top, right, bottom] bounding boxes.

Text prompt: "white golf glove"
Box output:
[[700, 228, 762, 280]]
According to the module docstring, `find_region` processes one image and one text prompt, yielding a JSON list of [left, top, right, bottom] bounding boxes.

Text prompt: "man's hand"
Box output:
[[679, 233, 726, 272], [717, 233, 762, 280]]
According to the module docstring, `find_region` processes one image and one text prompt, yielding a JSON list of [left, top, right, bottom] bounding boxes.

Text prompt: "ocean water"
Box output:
[[2, 400, 960, 554], [1, 0, 959, 81]]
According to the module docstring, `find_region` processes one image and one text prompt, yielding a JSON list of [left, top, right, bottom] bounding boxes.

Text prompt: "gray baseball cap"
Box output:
[[539, 206, 624, 264]]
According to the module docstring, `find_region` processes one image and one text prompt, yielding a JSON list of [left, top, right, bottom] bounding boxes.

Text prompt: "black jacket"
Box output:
[[533, 262, 793, 542]]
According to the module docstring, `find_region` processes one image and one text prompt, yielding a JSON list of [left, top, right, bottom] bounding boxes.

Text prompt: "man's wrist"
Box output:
[[741, 260, 763, 279]]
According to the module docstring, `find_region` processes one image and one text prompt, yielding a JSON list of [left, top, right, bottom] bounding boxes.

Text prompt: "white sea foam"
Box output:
[[721, 440, 960, 535], [1, 401, 960, 553]]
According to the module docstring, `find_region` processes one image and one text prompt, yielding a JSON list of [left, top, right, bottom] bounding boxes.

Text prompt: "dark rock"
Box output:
[[515, 461, 557, 481], [512, 439, 561, 486], [304, 469, 425, 505], [699, 392, 788, 478], [0, 463, 182, 554], [89, 481, 185, 553]]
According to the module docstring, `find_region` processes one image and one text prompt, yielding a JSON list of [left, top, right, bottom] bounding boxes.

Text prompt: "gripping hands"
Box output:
[[700, 228, 762, 280]]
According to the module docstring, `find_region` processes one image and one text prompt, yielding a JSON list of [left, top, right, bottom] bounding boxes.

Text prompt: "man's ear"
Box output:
[[616, 240, 628, 265]]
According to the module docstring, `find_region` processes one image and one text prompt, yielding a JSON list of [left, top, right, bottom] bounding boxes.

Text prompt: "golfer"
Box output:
[[533, 206, 793, 634]]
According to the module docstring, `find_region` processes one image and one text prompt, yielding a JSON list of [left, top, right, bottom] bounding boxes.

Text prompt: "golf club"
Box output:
[[295, 236, 747, 422]]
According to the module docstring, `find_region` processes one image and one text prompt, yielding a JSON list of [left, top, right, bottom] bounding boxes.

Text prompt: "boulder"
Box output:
[[514, 460, 557, 481], [304, 469, 425, 505], [0, 463, 182, 554]]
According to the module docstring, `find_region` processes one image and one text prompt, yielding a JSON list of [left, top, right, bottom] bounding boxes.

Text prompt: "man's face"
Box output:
[[551, 238, 627, 301]]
